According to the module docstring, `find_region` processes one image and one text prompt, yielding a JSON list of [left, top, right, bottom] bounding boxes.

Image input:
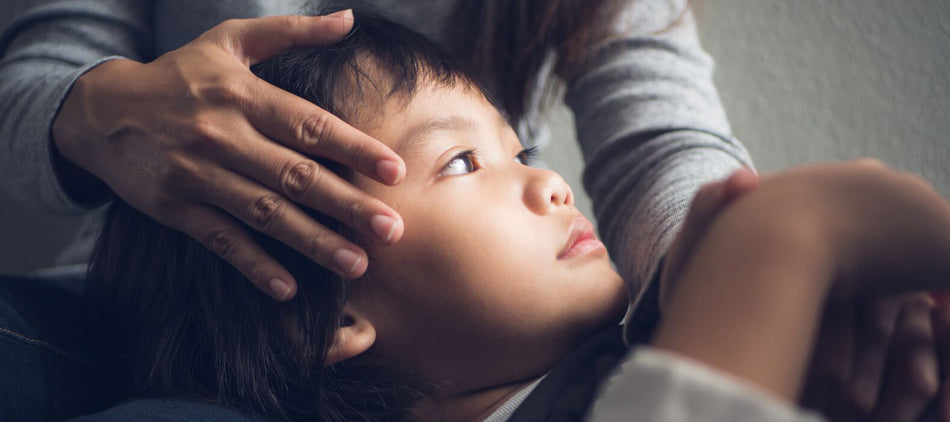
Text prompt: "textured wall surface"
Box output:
[[700, 0, 950, 193], [1, 0, 949, 273]]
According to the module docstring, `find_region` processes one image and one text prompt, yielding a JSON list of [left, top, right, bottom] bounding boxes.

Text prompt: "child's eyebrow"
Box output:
[[394, 115, 478, 156]]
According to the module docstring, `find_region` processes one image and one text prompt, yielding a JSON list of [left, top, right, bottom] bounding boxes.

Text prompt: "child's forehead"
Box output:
[[372, 84, 513, 153]]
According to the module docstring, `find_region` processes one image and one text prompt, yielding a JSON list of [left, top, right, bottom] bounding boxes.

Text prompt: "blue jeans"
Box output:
[[0, 273, 103, 421], [0, 273, 263, 421]]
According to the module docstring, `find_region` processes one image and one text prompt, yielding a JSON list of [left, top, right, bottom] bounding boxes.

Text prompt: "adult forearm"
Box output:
[[0, 0, 150, 211], [0, 58, 116, 211], [565, 5, 754, 295], [652, 205, 834, 402], [51, 59, 139, 202]]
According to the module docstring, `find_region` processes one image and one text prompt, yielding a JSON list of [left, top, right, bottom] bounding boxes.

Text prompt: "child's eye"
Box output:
[[440, 150, 477, 176], [515, 145, 540, 166]]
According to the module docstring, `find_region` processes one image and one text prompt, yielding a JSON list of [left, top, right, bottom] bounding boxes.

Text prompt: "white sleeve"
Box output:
[[587, 347, 826, 422]]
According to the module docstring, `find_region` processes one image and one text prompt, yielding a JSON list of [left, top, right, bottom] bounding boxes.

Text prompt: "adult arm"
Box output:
[[564, 0, 753, 310], [0, 0, 151, 211]]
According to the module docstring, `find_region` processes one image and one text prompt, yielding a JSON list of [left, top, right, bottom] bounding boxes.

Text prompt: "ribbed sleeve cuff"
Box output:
[[32, 56, 123, 213]]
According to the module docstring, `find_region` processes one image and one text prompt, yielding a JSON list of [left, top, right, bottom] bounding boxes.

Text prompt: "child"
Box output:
[[84, 9, 950, 422]]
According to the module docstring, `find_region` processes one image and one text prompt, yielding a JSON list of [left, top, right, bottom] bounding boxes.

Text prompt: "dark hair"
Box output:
[[86, 9, 481, 421], [445, 0, 691, 123], [445, 0, 619, 122]]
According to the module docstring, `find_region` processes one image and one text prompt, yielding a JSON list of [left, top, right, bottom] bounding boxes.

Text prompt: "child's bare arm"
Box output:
[[651, 160, 950, 403], [653, 195, 832, 401]]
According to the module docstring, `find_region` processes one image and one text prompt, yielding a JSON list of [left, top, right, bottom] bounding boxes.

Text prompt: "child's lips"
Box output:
[[558, 216, 605, 260]]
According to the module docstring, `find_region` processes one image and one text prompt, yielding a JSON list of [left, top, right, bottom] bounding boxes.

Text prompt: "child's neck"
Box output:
[[412, 375, 542, 422]]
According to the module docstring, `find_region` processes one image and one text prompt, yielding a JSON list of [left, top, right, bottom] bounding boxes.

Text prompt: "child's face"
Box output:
[[346, 82, 626, 388]]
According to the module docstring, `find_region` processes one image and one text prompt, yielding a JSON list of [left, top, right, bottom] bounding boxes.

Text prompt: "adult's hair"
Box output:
[[445, 0, 623, 122], [86, 8, 481, 421], [446, 0, 696, 123]]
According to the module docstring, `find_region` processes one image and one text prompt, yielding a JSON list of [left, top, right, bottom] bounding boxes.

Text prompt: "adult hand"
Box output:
[[800, 293, 940, 422], [929, 293, 950, 422], [52, 10, 406, 301], [660, 162, 948, 421]]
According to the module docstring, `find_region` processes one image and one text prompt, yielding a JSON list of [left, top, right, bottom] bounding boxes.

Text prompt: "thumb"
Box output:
[[678, 167, 761, 257], [210, 10, 355, 65]]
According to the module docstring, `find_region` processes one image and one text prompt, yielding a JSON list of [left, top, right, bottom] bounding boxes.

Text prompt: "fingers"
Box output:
[[932, 304, 950, 422], [244, 77, 406, 185], [800, 300, 856, 413], [720, 167, 761, 202], [175, 204, 298, 301], [212, 125, 404, 245], [870, 297, 939, 422], [679, 168, 760, 246], [825, 297, 902, 421], [193, 166, 377, 280], [212, 11, 355, 65]]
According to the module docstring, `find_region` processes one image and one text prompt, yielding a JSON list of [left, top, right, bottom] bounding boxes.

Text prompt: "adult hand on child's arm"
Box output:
[[652, 159, 950, 404], [659, 165, 943, 421], [51, 10, 406, 301]]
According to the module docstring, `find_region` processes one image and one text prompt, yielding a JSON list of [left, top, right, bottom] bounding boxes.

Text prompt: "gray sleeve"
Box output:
[[0, 0, 151, 213], [565, 0, 755, 303], [587, 347, 826, 422]]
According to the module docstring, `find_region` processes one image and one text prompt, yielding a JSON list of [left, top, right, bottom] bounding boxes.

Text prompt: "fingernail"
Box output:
[[268, 278, 292, 301], [370, 214, 397, 242], [376, 159, 403, 184], [334, 249, 362, 276]]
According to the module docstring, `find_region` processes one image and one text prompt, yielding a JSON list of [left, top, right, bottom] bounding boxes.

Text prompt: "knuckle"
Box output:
[[189, 117, 225, 146], [249, 195, 285, 231], [342, 196, 367, 225], [298, 113, 333, 151], [217, 18, 242, 32], [207, 228, 239, 261], [305, 230, 335, 262], [161, 153, 200, 191], [278, 15, 305, 29], [280, 161, 319, 201], [199, 74, 246, 104], [240, 263, 268, 285], [905, 371, 939, 398], [187, 117, 238, 156], [348, 138, 370, 169]]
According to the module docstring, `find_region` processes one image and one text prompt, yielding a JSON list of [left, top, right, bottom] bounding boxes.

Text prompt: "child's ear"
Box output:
[[325, 305, 376, 366]]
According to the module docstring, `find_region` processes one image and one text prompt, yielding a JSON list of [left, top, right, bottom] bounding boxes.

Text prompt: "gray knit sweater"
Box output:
[[0, 1, 817, 421]]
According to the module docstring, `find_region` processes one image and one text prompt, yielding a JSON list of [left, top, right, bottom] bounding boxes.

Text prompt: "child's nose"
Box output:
[[524, 168, 574, 215]]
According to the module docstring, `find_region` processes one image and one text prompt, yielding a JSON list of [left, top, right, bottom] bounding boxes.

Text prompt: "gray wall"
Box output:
[[2, 0, 949, 274], [700, 0, 950, 192]]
